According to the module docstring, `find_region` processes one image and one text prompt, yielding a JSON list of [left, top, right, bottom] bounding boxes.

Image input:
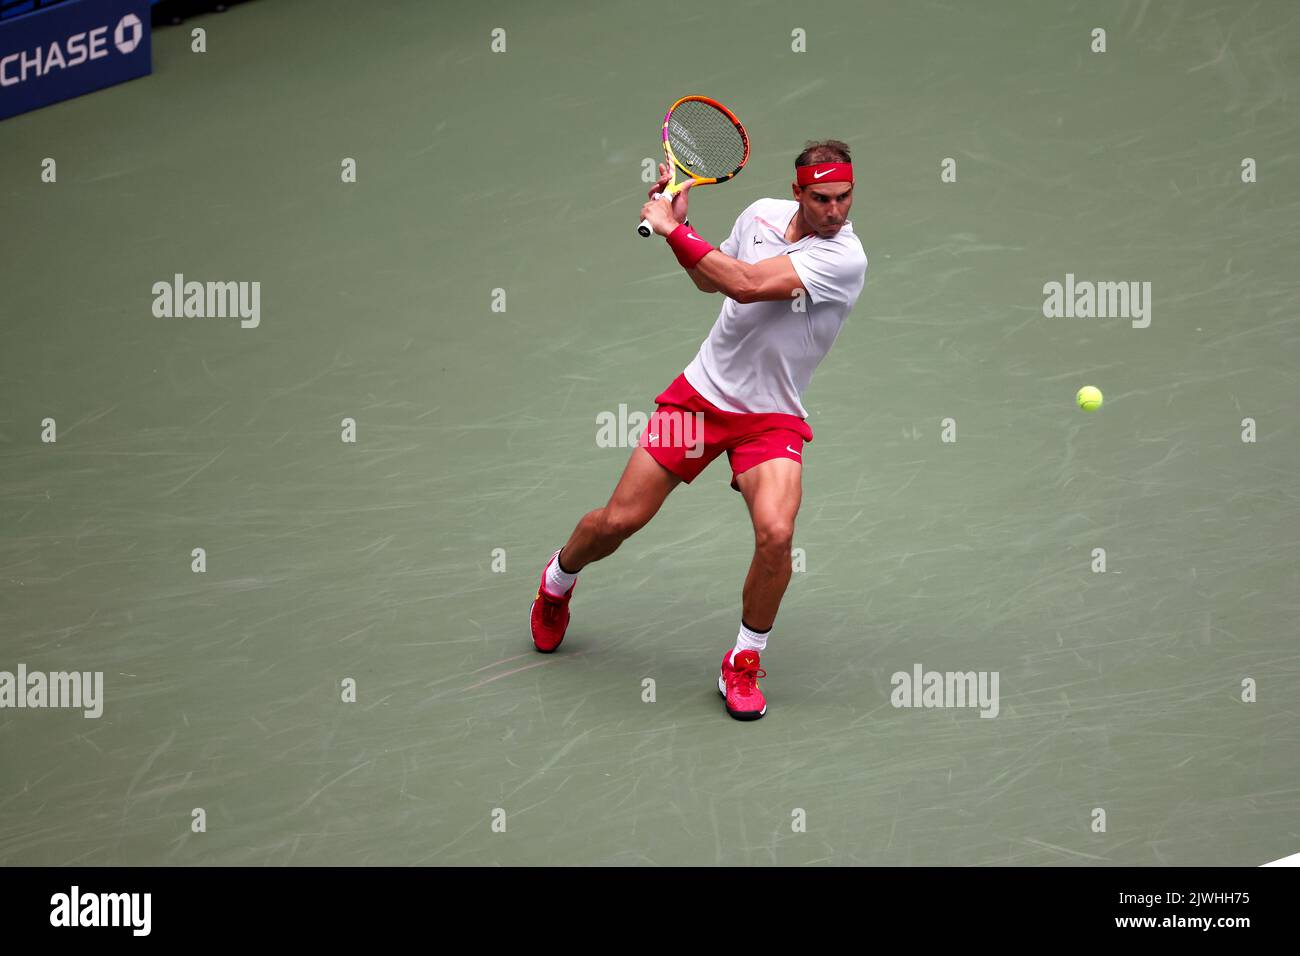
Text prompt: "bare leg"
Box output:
[[735, 458, 803, 631], [559, 447, 681, 571]]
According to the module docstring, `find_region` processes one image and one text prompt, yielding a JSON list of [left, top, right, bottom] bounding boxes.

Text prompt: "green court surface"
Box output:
[[1, 0, 1297, 865]]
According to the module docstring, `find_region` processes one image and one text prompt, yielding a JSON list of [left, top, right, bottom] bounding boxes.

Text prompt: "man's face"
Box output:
[[794, 182, 853, 237]]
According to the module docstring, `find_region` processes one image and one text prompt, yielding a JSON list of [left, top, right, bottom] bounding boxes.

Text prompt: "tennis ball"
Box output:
[[1076, 386, 1103, 412]]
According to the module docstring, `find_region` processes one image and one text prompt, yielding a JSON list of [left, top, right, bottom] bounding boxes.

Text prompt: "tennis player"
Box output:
[[531, 140, 868, 721]]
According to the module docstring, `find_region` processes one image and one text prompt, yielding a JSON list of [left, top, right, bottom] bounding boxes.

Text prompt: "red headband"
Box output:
[[797, 162, 853, 186]]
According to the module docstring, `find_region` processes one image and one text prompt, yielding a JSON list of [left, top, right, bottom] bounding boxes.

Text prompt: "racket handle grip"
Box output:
[[637, 191, 665, 238]]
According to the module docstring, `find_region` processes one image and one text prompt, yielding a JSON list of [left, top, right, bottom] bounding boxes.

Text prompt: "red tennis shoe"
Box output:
[[530, 549, 575, 653], [718, 648, 767, 720]]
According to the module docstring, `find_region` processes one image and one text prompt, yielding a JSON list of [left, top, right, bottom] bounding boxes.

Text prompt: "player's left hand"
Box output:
[[641, 178, 695, 237], [639, 195, 676, 236]]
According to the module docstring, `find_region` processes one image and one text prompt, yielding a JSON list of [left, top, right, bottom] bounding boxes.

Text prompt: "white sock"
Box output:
[[544, 549, 578, 595], [730, 620, 770, 664]]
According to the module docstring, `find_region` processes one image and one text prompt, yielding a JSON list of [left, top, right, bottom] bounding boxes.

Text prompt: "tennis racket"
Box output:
[[637, 95, 749, 237]]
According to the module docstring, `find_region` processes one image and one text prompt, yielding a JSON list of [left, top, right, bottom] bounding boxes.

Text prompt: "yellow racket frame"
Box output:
[[638, 95, 750, 237]]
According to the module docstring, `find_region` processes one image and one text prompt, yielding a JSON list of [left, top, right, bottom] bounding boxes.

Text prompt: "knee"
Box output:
[[754, 521, 794, 557], [598, 506, 648, 541]]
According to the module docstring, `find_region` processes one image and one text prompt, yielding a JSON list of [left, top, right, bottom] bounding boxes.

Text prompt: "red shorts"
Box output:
[[637, 373, 814, 492]]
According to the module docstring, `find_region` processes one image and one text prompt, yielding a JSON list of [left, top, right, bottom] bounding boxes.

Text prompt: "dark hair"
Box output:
[[795, 139, 852, 168]]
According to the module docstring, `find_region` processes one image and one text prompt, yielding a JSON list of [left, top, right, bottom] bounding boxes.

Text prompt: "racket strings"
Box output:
[[667, 100, 745, 177]]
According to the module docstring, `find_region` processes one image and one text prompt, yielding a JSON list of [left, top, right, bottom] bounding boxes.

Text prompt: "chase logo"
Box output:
[[114, 14, 141, 55], [1, 16, 142, 87], [0, 0, 150, 120]]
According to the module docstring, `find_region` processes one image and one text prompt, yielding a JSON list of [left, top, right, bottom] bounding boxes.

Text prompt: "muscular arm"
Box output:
[[689, 250, 805, 304], [687, 268, 721, 293], [643, 195, 805, 301]]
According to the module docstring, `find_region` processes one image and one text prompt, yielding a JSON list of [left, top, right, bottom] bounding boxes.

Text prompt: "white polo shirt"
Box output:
[[682, 198, 868, 418]]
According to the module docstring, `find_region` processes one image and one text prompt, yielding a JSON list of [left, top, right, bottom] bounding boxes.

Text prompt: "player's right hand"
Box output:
[[648, 162, 672, 200], [649, 162, 696, 223]]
